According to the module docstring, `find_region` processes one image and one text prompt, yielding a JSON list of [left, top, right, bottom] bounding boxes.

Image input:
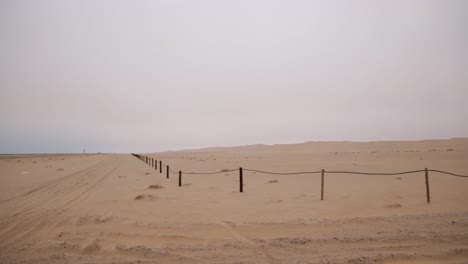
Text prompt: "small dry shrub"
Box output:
[[148, 184, 164, 189]]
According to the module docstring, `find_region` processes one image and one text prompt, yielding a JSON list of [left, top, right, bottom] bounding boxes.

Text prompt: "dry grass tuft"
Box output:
[[134, 194, 157, 200], [148, 184, 164, 189]]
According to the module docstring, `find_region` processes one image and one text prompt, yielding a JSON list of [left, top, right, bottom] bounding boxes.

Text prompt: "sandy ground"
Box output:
[[1, 139, 468, 263]]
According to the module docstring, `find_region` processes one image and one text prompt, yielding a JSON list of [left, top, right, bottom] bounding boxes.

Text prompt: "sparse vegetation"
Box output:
[[148, 184, 164, 189]]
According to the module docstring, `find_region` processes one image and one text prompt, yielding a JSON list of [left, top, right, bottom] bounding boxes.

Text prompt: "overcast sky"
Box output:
[[1, 0, 467, 153]]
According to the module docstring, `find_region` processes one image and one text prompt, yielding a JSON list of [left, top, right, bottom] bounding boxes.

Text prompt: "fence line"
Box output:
[[130, 153, 468, 203], [183, 169, 239, 175], [324, 170, 425, 176], [427, 169, 468, 178], [244, 168, 322, 175]]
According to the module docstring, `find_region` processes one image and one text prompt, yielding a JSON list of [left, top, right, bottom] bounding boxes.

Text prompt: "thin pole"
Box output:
[[179, 171, 182, 187], [159, 161, 162, 173], [425, 168, 431, 204], [155, 159, 157, 170], [239, 167, 243, 193], [321, 169, 325, 201], [166, 165, 169, 179]]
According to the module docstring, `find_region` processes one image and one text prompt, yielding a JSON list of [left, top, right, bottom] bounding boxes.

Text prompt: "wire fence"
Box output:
[[130, 153, 468, 203], [243, 168, 323, 175]]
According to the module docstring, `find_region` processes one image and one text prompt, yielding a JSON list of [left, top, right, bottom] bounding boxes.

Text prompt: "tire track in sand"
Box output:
[[218, 220, 278, 264], [0, 158, 109, 206], [0, 155, 119, 246]]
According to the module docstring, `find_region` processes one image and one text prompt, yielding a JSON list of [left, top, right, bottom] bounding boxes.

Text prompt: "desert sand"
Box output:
[[1, 139, 468, 263]]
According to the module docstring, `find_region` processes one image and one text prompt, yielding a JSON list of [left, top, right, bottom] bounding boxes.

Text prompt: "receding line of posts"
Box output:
[[133, 154, 468, 204]]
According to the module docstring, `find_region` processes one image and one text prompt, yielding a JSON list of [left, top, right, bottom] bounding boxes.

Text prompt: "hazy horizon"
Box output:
[[1, 137, 467, 155], [1, 0, 467, 154]]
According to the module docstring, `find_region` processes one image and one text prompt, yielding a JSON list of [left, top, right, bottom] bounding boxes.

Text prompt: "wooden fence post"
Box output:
[[179, 171, 182, 187], [155, 159, 157, 170], [239, 167, 243, 193], [425, 168, 431, 204], [321, 169, 325, 201], [166, 166, 169, 178], [159, 161, 162, 173]]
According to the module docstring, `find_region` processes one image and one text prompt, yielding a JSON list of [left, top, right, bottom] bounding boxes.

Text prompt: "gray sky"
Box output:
[[1, 0, 467, 153]]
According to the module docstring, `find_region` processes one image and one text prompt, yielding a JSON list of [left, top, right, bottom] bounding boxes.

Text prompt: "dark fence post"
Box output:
[[155, 159, 157, 170], [179, 171, 182, 187], [152, 158, 154, 167], [321, 169, 325, 201], [425, 168, 431, 204], [239, 167, 243, 193], [166, 165, 169, 179], [159, 161, 162, 173]]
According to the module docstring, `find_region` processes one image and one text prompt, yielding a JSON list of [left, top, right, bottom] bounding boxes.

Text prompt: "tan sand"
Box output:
[[1, 139, 468, 263]]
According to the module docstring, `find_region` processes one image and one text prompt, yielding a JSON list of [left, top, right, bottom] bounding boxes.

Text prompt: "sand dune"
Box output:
[[1, 139, 468, 263]]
